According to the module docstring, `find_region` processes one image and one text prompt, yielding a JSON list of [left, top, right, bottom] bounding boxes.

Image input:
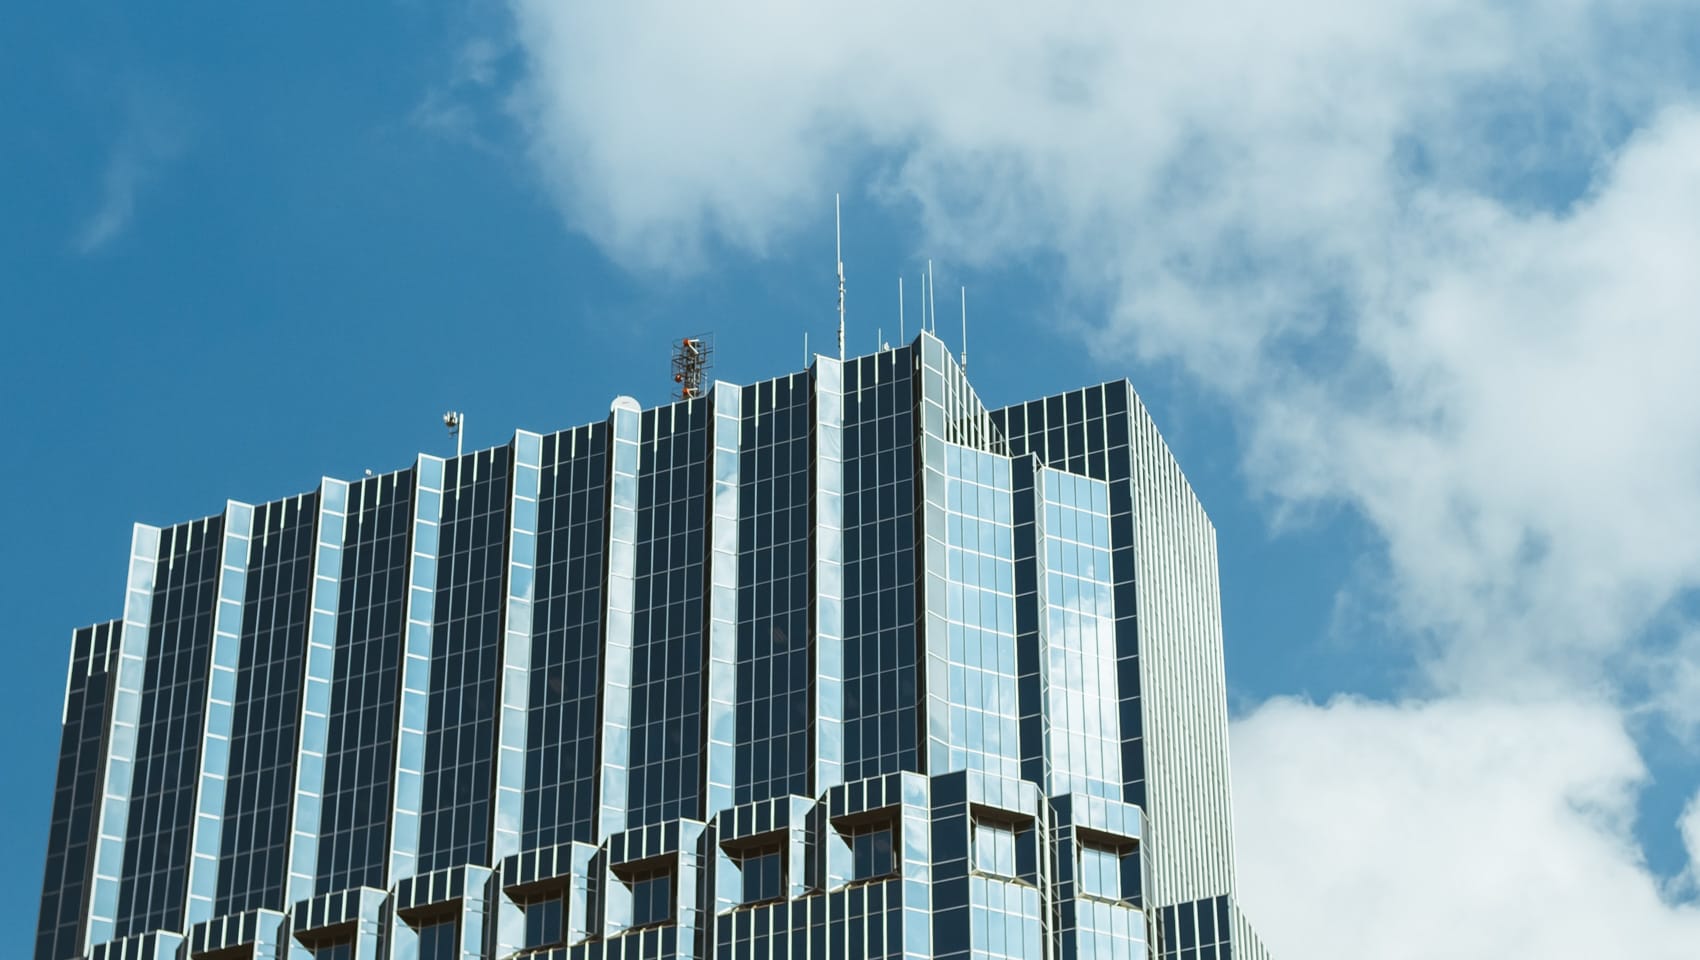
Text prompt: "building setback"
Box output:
[[35, 331, 1273, 960]]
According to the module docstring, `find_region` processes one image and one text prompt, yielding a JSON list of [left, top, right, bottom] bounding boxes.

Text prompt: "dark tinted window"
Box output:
[[850, 825, 895, 880], [418, 918, 456, 960], [740, 848, 784, 904], [525, 895, 563, 948], [632, 870, 673, 928]]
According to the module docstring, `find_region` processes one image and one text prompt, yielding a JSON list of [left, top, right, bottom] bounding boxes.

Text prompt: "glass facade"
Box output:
[[35, 621, 119, 960], [1038, 469, 1122, 801], [526, 423, 608, 850], [993, 383, 1240, 906], [627, 402, 710, 829], [735, 373, 813, 805], [36, 331, 1271, 960], [316, 471, 413, 895], [417, 447, 510, 874], [840, 349, 920, 785], [937, 441, 1020, 782], [218, 495, 317, 916], [115, 516, 224, 939], [1158, 894, 1275, 960]]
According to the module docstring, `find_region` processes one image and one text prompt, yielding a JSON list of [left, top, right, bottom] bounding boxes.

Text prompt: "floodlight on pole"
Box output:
[[443, 411, 464, 458]]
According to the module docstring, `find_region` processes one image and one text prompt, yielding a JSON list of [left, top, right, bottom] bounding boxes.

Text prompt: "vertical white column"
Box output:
[[596, 397, 642, 839], [812, 357, 846, 792], [389, 455, 446, 883], [917, 333, 955, 774], [83, 522, 161, 950], [703, 384, 742, 815], [491, 431, 543, 861], [286, 479, 349, 905], [184, 501, 255, 925]]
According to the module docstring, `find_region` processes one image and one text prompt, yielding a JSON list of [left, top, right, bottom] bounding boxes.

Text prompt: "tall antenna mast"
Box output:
[[927, 259, 937, 334], [960, 286, 968, 371], [918, 272, 926, 333], [898, 277, 905, 343], [835, 194, 846, 362]]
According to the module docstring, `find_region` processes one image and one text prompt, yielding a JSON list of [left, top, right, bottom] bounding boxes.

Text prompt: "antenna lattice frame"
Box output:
[[671, 334, 714, 401]]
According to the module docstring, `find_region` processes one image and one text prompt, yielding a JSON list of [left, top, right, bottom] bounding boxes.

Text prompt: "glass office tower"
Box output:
[[35, 331, 1272, 960]]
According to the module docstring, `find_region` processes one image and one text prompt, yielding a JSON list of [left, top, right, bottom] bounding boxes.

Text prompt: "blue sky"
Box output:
[[5, 4, 1700, 956]]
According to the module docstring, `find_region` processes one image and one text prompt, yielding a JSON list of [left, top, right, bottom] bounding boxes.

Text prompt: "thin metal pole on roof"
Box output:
[[927, 259, 937, 334], [960, 286, 968, 372], [899, 277, 905, 343], [835, 194, 846, 362], [443, 411, 464, 458]]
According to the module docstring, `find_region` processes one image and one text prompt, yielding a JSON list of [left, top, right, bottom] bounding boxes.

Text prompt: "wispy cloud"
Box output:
[[75, 93, 186, 255], [410, 37, 511, 152]]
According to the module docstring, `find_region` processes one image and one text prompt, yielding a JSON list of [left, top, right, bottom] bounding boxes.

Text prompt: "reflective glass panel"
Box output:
[[974, 820, 1016, 878], [1079, 843, 1122, 900]]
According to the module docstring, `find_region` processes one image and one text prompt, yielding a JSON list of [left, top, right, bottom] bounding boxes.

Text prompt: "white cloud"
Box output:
[[1232, 696, 1700, 960], [75, 94, 185, 254], [501, 0, 1700, 700], [1237, 107, 1700, 697], [495, 1, 1700, 951], [1681, 793, 1700, 894]]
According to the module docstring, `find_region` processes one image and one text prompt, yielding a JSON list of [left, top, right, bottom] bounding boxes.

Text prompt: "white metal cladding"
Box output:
[[703, 384, 742, 814], [1123, 384, 1237, 906], [285, 479, 349, 905], [596, 397, 642, 840], [184, 501, 255, 926], [493, 432, 545, 863], [83, 522, 161, 951], [1231, 897, 1275, 960], [387, 455, 446, 885], [811, 356, 847, 793]]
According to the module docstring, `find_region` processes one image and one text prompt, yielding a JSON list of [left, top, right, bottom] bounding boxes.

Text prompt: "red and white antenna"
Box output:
[[671, 335, 713, 401]]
